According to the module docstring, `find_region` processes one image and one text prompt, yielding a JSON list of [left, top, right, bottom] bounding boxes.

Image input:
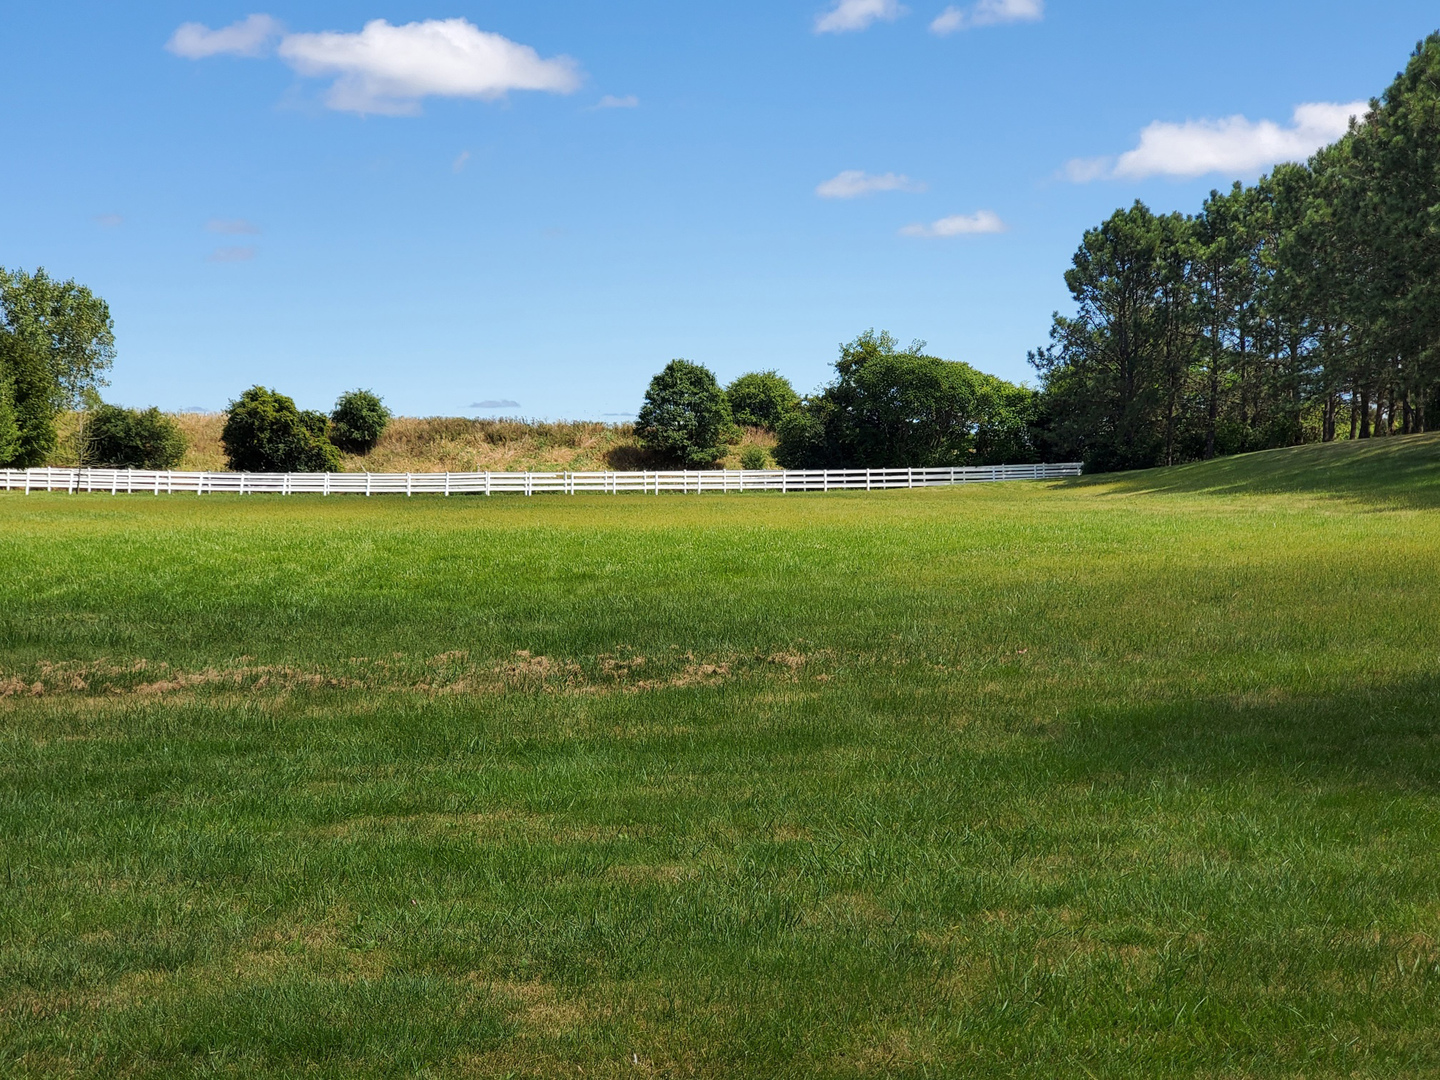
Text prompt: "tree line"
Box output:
[[0, 267, 115, 467], [633, 339, 1039, 470], [1030, 34, 1440, 471]]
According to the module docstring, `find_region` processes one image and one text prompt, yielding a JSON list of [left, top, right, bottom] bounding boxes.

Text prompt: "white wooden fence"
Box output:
[[0, 463, 1082, 497]]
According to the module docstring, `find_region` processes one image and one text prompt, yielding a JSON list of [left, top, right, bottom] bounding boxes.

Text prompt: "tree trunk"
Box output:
[[1205, 366, 1219, 460], [1359, 387, 1372, 439]]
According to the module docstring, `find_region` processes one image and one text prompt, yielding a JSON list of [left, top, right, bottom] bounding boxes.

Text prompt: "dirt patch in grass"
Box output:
[[311, 811, 519, 842], [480, 978, 591, 1035], [0, 648, 838, 703]]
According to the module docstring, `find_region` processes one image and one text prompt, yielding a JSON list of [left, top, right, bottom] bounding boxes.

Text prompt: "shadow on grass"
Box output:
[[1078, 432, 1440, 509], [1052, 673, 1440, 790]]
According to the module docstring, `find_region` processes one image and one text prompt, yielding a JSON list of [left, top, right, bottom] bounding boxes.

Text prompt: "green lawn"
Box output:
[[3, 435, 1439, 1078]]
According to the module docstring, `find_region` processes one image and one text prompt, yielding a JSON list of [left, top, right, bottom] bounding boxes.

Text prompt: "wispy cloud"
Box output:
[[169, 16, 582, 116], [815, 0, 906, 34], [931, 0, 1043, 34], [207, 218, 261, 235], [471, 399, 520, 410], [94, 214, 124, 228], [166, 14, 283, 58], [452, 151, 471, 173], [816, 170, 926, 199], [207, 246, 257, 263], [900, 210, 1007, 237], [1067, 101, 1369, 181], [593, 94, 639, 109]]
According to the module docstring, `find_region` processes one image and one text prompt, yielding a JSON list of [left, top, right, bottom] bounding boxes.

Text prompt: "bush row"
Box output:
[[635, 333, 1042, 469], [219, 388, 390, 472]]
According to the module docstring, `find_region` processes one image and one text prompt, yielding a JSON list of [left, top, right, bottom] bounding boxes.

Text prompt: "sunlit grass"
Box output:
[[2, 434, 1439, 1077]]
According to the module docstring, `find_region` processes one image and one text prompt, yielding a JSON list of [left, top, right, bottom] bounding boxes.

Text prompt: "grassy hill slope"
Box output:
[[1091, 430, 1440, 507], [1, 452, 1438, 1078]]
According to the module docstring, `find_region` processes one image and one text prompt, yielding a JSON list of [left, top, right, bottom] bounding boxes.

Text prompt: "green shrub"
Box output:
[[636, 360, 735, 467], [221, 386, 341, 472], [330, 389, 391, 454], [87, 404, 187, 469], [739, 445, 770, 470], [773, 399, 835, 469], [726, 371, 799, 431]]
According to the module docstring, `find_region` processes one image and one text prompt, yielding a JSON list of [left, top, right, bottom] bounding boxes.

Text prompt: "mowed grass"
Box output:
[[2, 435, 1439, 1078]]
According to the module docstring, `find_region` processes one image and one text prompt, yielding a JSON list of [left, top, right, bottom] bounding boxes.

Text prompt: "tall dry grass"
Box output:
[[52, 413, 779, 472]]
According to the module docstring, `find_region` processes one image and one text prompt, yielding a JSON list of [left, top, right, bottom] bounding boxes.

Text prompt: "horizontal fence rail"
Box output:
[[0, 463, 1082, 498]]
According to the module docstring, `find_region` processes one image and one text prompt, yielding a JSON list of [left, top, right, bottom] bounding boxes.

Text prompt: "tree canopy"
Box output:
[[1033, 34, 1440, 471], [775, 331, 1039, 469], [636, 360, 736, 467], [221, 386, 341, 473], [0, 267, 116, 467], [330, 389, 391, 455], [725, 371, 800, 430]]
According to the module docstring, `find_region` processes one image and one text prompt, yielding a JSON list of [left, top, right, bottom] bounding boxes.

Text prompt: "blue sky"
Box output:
[[3, 1, 1435, 418]]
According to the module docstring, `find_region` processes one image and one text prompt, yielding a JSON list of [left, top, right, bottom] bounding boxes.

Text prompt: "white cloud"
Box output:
[[817, 170, 926, 199], [815, 0, 906, 34], [1068, 100, 1369, 181], [931, 0, 1043, 34], [594, 94, 639, 109], [278, 18, 582, 115], [471, 400, 520, 410], [452, 151, 471, 173], [207, 218, 260, 235], [166, 14, 283, 59], [170, 16, 581, 116], [207, 246, 257, 263], [94, 214, 124, 228], [900, 210, 1007, 237]]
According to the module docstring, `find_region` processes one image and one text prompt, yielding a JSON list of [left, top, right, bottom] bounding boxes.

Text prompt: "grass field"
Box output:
[[2, 434, 1439, 1078]]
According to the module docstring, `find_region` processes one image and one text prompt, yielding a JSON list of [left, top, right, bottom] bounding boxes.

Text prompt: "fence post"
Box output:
[[443, 472, 450, 497], [406, 473, 412, 497], [485, 471, 491, 497]]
